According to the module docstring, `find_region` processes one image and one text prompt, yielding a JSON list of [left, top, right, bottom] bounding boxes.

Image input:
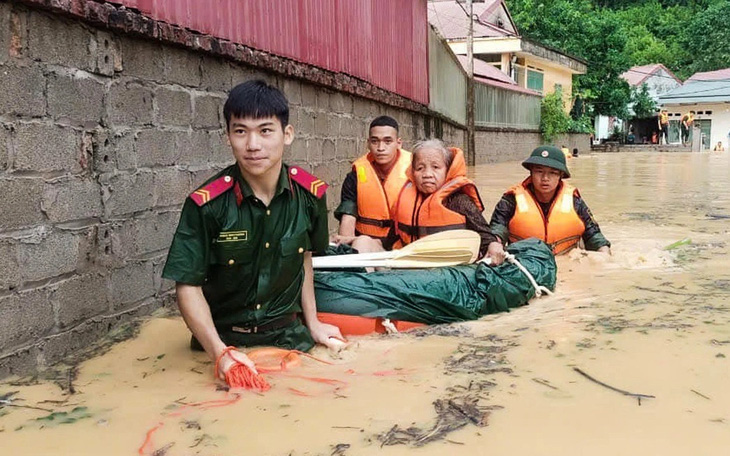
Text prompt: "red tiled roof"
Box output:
[[620, 64, 682, 86], [428, 0, 516, 40], [686, 68, 730, 82], [474, 76, 541, 96], [456, 54, 515, 84]]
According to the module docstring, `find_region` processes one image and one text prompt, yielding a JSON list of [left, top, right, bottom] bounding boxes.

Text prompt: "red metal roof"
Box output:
[[686, 68, 730, 82], [114, 0, 429, 104]]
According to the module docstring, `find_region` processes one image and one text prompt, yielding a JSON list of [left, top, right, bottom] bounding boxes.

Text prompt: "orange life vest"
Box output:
[[507, 178, 585, 255], [353, 149, 412, 240], [393, 148, 484, 246]]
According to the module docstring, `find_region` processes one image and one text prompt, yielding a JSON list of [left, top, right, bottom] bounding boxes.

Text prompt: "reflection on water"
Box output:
[[2, 151, 730, 455]]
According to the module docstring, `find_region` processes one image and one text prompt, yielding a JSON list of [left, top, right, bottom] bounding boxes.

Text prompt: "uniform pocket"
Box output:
[[210, 242, 255, 265], [280, 231, 311, 257]]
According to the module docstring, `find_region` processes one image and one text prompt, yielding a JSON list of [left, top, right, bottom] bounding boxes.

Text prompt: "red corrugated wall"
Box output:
[[108, 0, 429, 104]]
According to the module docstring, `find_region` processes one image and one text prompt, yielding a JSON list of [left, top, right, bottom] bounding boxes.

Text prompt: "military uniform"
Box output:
[[162, 163, 329, 352]]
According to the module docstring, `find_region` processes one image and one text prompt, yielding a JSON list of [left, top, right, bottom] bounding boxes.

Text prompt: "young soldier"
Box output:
[[162, 80, 343, 379], [487, 146, 610, 258], [334, 116, 411, 242]]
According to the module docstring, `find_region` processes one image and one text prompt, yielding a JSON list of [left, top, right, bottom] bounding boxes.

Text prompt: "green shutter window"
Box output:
[[527, 69, 544, 93]]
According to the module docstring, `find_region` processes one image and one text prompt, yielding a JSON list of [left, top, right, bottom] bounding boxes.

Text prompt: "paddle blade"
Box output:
[[312, 230, 481, 269]]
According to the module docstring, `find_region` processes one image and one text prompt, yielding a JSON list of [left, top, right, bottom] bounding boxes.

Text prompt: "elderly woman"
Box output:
[[487, 145, 610, 258], [340, 139, 504, 264]]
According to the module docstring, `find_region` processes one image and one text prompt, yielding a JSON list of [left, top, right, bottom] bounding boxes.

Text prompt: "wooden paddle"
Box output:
[[312, 230, 481, 269]]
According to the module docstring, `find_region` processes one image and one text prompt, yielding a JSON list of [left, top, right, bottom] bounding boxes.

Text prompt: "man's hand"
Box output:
[[597, 245, 611, 255], [215, 347, 258, 380], [308, 320, 346, 349], [486, 241, 506, 266], [330, 234, 357, 245]]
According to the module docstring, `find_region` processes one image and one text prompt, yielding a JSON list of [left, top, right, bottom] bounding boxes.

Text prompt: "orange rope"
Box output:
[[215, 346, 271, 391]]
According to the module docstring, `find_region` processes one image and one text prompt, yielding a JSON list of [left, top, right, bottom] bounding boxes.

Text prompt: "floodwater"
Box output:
[[2, 151, 730, 455]]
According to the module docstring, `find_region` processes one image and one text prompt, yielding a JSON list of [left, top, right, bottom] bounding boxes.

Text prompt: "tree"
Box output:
[[540, 89, 571, 143], [682, 1, 730, 75], [630, 84, 657, 119]]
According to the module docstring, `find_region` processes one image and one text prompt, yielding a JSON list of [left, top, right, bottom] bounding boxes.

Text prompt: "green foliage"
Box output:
[[630, 84, 657, 119], [540, 89, 571, 143], [682, 1, 730, 76], [505, 0, 730, 115]]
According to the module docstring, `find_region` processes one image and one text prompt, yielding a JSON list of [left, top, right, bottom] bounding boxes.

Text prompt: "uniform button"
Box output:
[[228, 259, 235, 265], [224, 176, 232, 183], [266, 209, 271, 216], [256, 304, 261, 310], [265, 242, 270, 248], [298, 247, 304, 253], [290, 168, 298, 175]]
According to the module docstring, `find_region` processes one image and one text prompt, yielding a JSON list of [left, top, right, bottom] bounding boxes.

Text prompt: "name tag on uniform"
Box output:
[[216, 231, 248, 243]]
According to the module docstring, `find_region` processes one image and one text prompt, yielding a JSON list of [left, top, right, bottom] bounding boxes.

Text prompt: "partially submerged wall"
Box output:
[[0, 0, 570, 378], [0, 0, 464, 378]]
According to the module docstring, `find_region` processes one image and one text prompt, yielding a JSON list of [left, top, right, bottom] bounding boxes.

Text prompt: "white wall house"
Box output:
[[595, 64, 682, 141], [659, 69, 730, 150]]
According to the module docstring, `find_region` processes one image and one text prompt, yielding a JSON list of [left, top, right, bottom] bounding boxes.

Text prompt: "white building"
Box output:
[[594, 63, 682, 142], [659, 68, 730, 150]]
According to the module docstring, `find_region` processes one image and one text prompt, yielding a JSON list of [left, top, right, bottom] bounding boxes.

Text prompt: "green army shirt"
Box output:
[[162, 163, 329, 351]]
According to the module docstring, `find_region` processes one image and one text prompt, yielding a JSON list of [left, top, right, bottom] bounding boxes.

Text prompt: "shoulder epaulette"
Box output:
[[190, 174, 235, 206], [288, 166, 328, 199]]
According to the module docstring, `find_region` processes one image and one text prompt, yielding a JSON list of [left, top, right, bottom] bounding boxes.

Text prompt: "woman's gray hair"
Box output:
[[411, 138, 454, 169]]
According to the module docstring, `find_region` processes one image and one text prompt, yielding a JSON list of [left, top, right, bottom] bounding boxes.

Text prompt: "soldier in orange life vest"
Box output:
[[487, 146, 611, 257], [162, 80, 343, 382], [333, 116, 412, 247], [376, 139, 503, 263]]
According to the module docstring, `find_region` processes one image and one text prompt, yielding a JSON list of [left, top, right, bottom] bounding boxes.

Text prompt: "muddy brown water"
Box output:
[[2, 151, 729, 455]]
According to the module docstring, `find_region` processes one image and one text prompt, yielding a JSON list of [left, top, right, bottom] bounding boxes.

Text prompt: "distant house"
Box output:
[[659, 68, 730, 150], [621, 64, 682, 102], [597, 64, 684, 143], [428, 0, 586, 111]]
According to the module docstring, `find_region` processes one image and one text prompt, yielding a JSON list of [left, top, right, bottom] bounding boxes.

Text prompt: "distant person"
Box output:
[[657, 109, 669, 144], [561, 145, 571, 159], [333, 116, 411, 243], [714, 141, 725, 152], [572, 148, 579, 157], [681, 111, 695, 145], [487, 146, 611, 258]]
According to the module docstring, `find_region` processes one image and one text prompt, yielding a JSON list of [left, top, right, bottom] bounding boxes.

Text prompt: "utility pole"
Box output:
[[466, 0, 476, 166]]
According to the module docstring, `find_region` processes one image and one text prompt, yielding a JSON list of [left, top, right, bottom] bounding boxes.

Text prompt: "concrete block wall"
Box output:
[[0, 1, 465, 378], [475, 129, 590, 164]]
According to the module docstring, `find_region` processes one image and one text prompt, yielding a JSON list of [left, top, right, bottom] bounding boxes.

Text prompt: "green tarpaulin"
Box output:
[[314, 238, 557, 324]]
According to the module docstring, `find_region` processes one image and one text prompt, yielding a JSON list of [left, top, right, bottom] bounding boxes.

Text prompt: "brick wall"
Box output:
[[0, 0, 468, 378], [0, 0, 586, 378], [475, 128, 590, 164]]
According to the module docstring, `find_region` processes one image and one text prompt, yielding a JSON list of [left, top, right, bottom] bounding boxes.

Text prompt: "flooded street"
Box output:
[[2, 151, 729, 455]]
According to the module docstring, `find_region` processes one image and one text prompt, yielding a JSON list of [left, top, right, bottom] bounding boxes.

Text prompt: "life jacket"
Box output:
[[507, 178, 585, 255], [659, 112, 669, 125], [682, 113, 694, 126], [353, 149, 412, 240], [393, 148, 484, 246]]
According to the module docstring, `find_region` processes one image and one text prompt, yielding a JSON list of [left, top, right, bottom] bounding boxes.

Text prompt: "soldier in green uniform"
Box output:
[[162, 80, 343, 379]]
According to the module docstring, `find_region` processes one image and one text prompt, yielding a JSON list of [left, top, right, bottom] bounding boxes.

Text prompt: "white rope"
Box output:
[[503, 253, 553, 297], [381, 318, 399, 334]]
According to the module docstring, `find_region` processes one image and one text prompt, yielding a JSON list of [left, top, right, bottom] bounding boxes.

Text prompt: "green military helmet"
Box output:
[[521, 145, 571, 178]]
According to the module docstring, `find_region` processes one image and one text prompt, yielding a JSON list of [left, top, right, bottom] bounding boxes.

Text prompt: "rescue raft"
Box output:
[[314, 238, 557, 335]]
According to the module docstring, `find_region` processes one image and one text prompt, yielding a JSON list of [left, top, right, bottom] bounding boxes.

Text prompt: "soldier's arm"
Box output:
[[176, 284, 257, 377], [301, 252, 344, 346], [338, 214, 357, 237], [334, 171, 358, 236]]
